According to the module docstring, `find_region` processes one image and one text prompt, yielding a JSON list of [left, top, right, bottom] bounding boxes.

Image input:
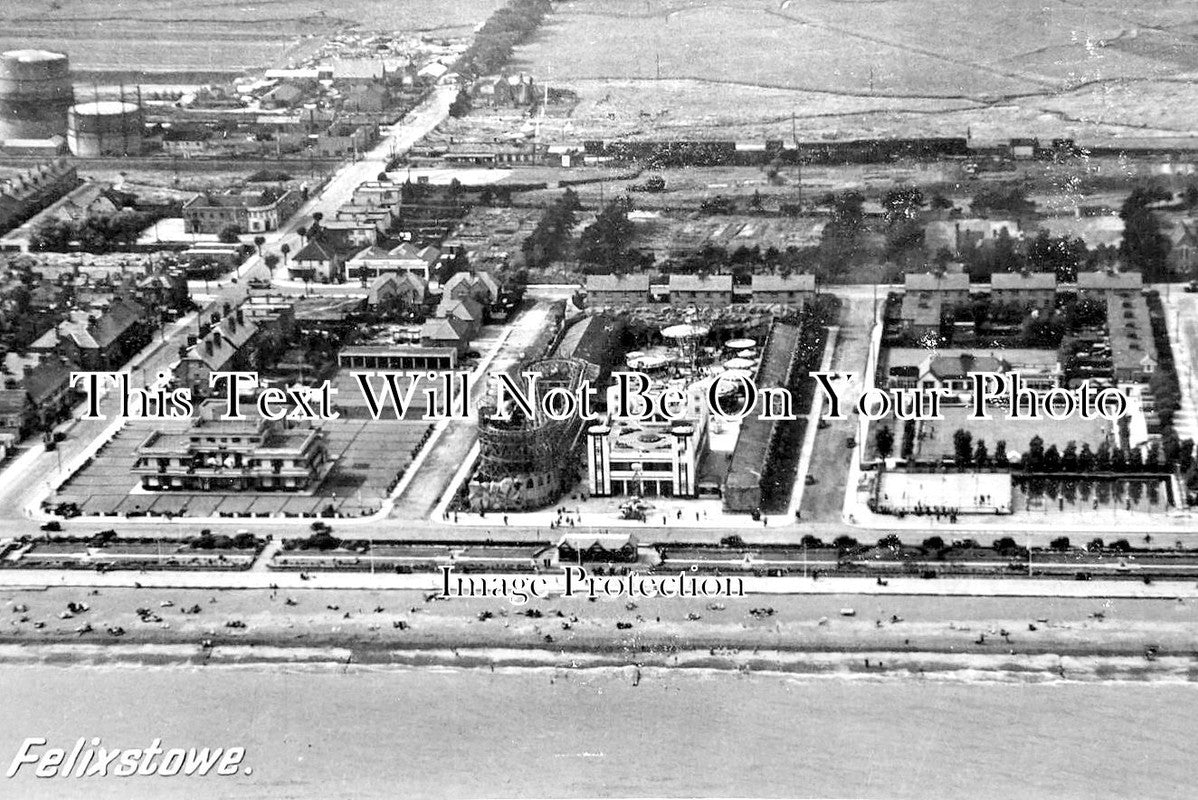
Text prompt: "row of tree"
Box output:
[[456, 0, 553, 78], [522, 189, 580, 269], [875, 427, 1197, 475]]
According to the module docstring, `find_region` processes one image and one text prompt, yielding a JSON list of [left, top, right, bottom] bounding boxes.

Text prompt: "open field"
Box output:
[[0, 0, 503, 76], [499, 0, 1198, 142]]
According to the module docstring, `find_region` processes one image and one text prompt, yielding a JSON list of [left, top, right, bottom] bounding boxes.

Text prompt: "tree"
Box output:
[[882, 186, 925, 225], [816, 190, 866, 279], [875, 426, 895, 460], [953, 429, 973, 469], [877, 534, 903, 550], [578, 196, 636, 269], [1087, 538, 1104, 552], [1095, 438, 1112, 471], [1043, 444, 1061, 472], [1145, 442, 1161, 471], [1078, 443, 1095, 472], [1025, 436, 1045, 472], [218, 225, 242, 244], [264, 253, 280, 273], [974, 439, 989, 469], [1027, 230, 1086, 282], [1120, 186, 1172, 281], [253, 235, 266, 255], [800, 535, 825, 549], [280, 243, 291, 264], [994, 440, 1009, 469], [1050, 536, 1071, 551], [922, 536, 945, 553], [970, 185, 1036, 218], [449, 89, 472, 118]]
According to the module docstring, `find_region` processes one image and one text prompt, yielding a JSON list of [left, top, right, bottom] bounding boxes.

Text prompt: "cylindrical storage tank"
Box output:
[[0, 49, 73, 140], [67, 100, 144, 157]]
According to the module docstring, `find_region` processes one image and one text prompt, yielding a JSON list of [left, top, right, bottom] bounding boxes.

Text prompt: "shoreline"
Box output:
[[0, 640, 1193, 685]]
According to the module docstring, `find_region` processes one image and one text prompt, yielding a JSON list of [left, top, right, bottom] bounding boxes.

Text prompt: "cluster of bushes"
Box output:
[[188, 531, 260, 550], [31, 210, 164, 253]]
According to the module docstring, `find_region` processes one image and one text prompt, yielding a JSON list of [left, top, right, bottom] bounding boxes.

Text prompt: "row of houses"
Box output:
[[363, 269, 503, 355], [585, 273, 817, 308], [288, 179, 448, 284], [897, 268, 1156, 384], [0, 357, 76, 439], [0, 267, 189, 440], [0, 159, 81, 236]]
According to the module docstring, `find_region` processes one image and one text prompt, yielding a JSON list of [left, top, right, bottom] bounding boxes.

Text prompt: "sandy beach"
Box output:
[[2, 586, 1195, 681]]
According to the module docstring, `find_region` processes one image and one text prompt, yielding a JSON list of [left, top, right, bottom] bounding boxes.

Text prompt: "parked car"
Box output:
[[40, 521, 62, 532], [1185, 280, 1198, 293]]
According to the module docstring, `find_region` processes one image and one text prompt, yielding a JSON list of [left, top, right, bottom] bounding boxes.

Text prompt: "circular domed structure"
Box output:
[[68, 100, 144, 157], [0, 49, 73, 140]]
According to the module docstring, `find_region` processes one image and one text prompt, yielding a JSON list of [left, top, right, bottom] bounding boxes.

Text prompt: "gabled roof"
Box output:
[[991, 271, 1056, 290], [443, 270, 499, 300], [586, 274, 650, 292], [437, 296, 484, 322], [420, 316, 470, 342], [22, 360, 72, 404], [905, 271, 970, 292], [751, 273, 816, 292], [368, 272, 424, 303], [87, 298, 145, 349], [0, 388, 29, 417], [348, 245, 394, 262], [389, 243, 421, 260], [294, 239, 339, 263], [669, 274, 733, 292], [1077, 270, 1142, 291]]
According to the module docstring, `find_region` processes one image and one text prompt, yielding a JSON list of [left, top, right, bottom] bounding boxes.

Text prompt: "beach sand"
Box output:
[[1, 586, 1195, 680]]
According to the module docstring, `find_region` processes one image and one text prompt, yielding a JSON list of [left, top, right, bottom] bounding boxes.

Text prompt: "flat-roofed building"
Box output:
[[134, 401, 327, 491], [337, 345, 457, 371]]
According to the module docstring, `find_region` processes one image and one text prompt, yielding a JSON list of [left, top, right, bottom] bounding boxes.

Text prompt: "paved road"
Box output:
[[186, 84, 458, 298], [800, 294, 875, 521]]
